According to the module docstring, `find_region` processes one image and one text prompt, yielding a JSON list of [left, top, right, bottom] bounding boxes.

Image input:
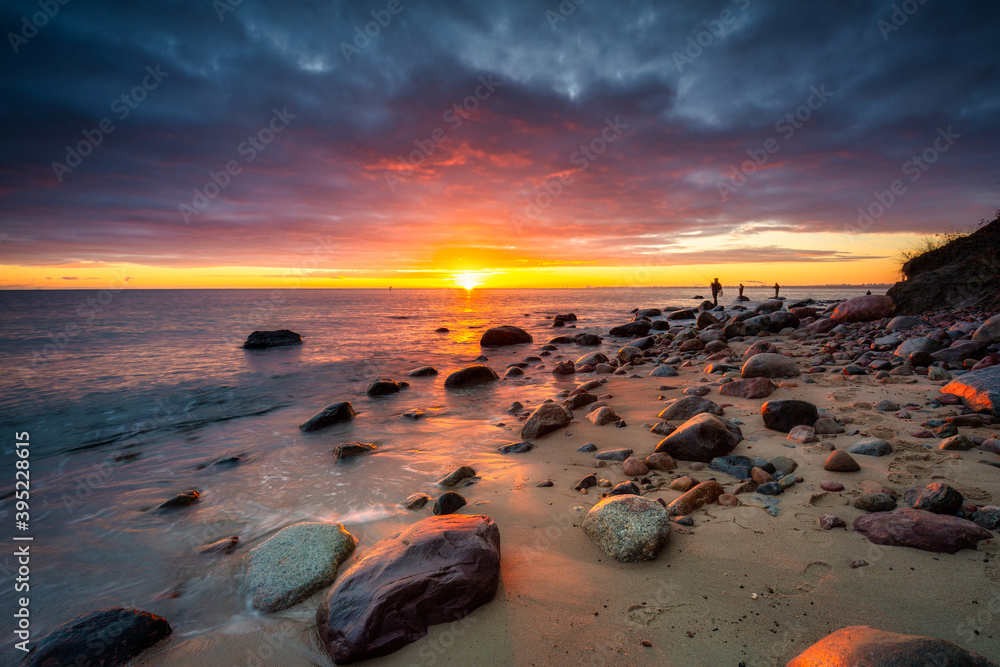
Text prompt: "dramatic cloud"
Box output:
[[1, 0, 998, 279]]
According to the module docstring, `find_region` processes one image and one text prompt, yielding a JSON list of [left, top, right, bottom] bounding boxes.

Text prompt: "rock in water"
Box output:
[[242, 329, 302, 349], [608, 321, 651, 338], [940, 365, 1000, 416], [366, 378, 403, 396], [444, 365, 500, 389], [300, 401, 357, 432], [853, 508, 992, 554], [654, 413, 743, 462], [23, 607, 172, 667], [157, 489, 199, 510], [761, 400, 818, 432], [243, 522, 357, 612], [316, 515, 501, 664], [521, 403, 572, 439], [741, 353, 800, 378], [786, 625, 998, 667], [582, 495, 671, 562], [332, 442, 377, 460], [480, 325, 533, 347], [831, 295, 895, 322], [432, 492, 467, 515], [407, 366, 438, 377], [437, 465, 476, 487], [657, 396, 724, 421]]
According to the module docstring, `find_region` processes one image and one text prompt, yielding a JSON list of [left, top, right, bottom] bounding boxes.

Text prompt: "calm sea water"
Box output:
[[0, 287, 871, 645]]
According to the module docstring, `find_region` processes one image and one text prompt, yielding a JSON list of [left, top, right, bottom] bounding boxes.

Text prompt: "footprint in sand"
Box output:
[[774, 561, 832, 596], [626, 602, 699, 627]]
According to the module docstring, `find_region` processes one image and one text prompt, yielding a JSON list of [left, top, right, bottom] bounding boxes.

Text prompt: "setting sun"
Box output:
[[452, 271, 486, 290]]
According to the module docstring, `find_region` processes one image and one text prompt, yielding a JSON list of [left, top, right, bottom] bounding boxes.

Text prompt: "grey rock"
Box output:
[[847, 438, 894, 457], [300, 401, 356, 432], [582, 495, 671, 562]]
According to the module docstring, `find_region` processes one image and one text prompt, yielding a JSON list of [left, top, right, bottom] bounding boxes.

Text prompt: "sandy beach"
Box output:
[[131, 308, 1000, 667]]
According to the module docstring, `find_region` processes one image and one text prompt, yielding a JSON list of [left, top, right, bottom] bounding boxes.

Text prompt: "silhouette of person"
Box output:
[[711, 278, 723, 306], [773, 282, 780, 298], [738, 283, 745, 297], [866, 290, 872, 295]]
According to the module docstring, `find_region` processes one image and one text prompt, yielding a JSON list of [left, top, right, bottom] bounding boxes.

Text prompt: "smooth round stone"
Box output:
[[821, 481, 844, 492]]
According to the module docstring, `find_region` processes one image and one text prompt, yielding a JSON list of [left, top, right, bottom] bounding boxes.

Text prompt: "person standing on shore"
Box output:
[[738, 284, 745, 297], [773, 282, 780, 298], [711, 278, 723, 306]]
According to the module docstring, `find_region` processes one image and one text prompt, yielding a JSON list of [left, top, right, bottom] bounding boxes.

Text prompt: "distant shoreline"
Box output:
[[0, 284, 895, 292]]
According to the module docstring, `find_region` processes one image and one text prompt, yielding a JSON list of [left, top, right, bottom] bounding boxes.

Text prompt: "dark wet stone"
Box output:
[[399, 493, 430, 510], [198, 535, 240, 555], [575, 474, 598, 490], [432, 492, 467, 515], [761, 400, 818, 433], [407, 366, 438, 377], [536, 480, 554, 488], [480, 325, 533, 347], [316, 515, 500, 664], [903, 482, 964, 514], [853, 508, 992, 553], [300, 401, 357, 432], [498, 441, 534, 455], [157, 489, 199, 511], [437, 466, 477, 487], [444, 365, 499, 389], [609, 321, 651, 338], [654, 413, 743, 462], [242, 329, 302, 349], [367, 378, 403, 396], [756, 482, 784, 496], [594, 448, 633, 461], [853, 493, 897, 512], [709, 455, 754, 480], [847, 438, 893, 457], [22, 608, 172, 667], [609, 481, 642, 496], [333, 442, 377, 460], [971, 506, 1000, 530], [577, 443, 597, 452]]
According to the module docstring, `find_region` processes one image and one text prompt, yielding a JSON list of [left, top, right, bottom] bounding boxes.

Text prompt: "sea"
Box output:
[[0, 286, 873, 646]]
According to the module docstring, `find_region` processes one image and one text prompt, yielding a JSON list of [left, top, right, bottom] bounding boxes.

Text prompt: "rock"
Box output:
[[407, 366, 438, 377], [938, 434, 975, 451], [432, 492, 467, 515], [644, 453, 677, 471], [669, 476, 695, 492], [609, 480, 642, 496], [244, 522, 357, 612], [438, 465, 476, 487], [505, 367, 524, 377], [623, 457, 649, 477], [650, 421, 676, 436], [586, 405, 621, 426], [854, 493, 897, 512], [366, 378, 403, 396], [761, 400, 818, 432], [402, 408, 427, 419], [628, 335, 657, 350], [903, 482, 964, 514], [444, 365, 500, 389], [582, 495, 671, 562], [316, 515, 500, 664], [786, 625, 999, 667], [242, 329, 302, 349], [971, 506, 1000, 530], [752, 467, 775, 485], [480, 325, 532, 347], [657, 395, 724, 421], [813, 418, 845, 434], [333, 442, 377, 460], [577, 443, 597, 452], [609, 321, 651, 338], [536, 479, 554, 488], [649, 364, 679, 377], [157, 489, 199, 510], [787, 425, 817, 444], [595, 448, 633, 462], [667, 480, 725, 516], [853, 508, 992, 554], [873, 399, 899, 412], [507, 401, 524, 415], [770, 456, 798, 476], [756, 481, 784, 495], [667, 309, 696, 320], [973, 313, 1000, 343], [300, 401, 357, 432], [521, 403, 572, 439], [577, 351, 610, 367], [552, 360, 576, 375], [710, 454, 754, 480], [498, 441, 534, 455], [820, 481, 844, 492], [717, 493, 739, 507], [847, 438, 893, 457], [819, 514, 847, 530], [654, 413, 743, 462], [575, 333, 602, 346], [697, 311, 721, 329], [719, 377, 778, 399], [933, 340, 988, 367], [893, 336, 940, 358], [980, 438, 1000, 454], [198, 536, 240, 555], [617, 346, 643, 364], [22, 608, 172, 667], [941, 365, 1000, 416], [555, 312, 578, 322], [399, 493, 430, 510], [741, 353, 800, 378], [831, 295, 895, 322], [824, 450, 861, 472], [887, 316, 930, 331], [575, 474, 598, 490], [928, 366, 951, 381]]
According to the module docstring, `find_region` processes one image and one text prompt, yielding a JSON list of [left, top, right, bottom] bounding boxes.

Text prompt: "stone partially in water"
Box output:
[[22, 608, 172, 667], [444, 365, 500, 389], [242, 329, 302, 349], [521, 403, 572, 439], [480, 325, 533, 347], [300, 401, 357, 432]]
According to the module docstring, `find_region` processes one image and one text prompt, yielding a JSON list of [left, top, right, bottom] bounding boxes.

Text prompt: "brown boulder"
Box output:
[[667, 480, 724, 516], [853, 508, 992, 554], [832, 295, 895, 322], [786, 625, 998, 666]]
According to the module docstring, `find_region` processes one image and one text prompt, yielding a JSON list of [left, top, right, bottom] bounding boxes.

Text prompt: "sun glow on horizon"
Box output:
[[452, 271, 486, 290]]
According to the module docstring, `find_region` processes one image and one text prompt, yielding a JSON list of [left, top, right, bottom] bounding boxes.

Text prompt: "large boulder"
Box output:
[[786, 626, 998, 667], [366, 378, 403, 397], [893, 336, 939, 358], [608, 321, 651, 338], [581, 495, 671, 562], [22, 608, 171, 667], [654, 413, 743, 462], [444, 365, 499, 389], [741, 353, 800, 378], [832, 295, 895, 322], [761, 400, 818, 432], [932, 340, 987, 367], [657, 395, 724, 421], [480, 325, 532, 347], [903, 482, 964, 514], [941, 365, 1000, 416], [887, 217, 1000, 314], [973, 313, 1000, 343], [886, 315, 930, 331], [576, 351, 609, 367], [242, 329, 302, 349], [719, 378, 777, 399], [316, 515, 500, 664], [243, 522, 357, 612], [521, 403, 572, 439], [853, 508, 992, 554], [300, 401, 357, 432]]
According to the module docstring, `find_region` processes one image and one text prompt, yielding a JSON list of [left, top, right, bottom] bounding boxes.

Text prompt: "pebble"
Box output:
[[823, 449, 860, 472], [820, 481, 844, 492], [819, 514, 846, 530]]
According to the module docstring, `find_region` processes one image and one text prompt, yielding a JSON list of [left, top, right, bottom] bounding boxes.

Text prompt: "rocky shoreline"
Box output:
[[24, 294, 1000, 666]]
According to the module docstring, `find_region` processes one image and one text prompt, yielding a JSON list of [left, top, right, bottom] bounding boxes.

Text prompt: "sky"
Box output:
[[1, 0, 998, 289]]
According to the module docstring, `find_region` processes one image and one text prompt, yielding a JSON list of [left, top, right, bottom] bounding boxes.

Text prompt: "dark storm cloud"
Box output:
[[0, 0, 998, 269]]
